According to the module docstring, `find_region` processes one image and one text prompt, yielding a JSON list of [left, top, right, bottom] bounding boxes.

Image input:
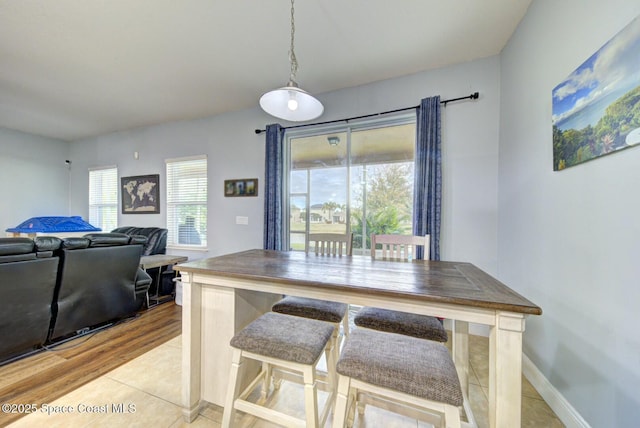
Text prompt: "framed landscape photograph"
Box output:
[[224, 178, 258, 197], [552, 16, 640, 170], [121, 174, 160, 213]]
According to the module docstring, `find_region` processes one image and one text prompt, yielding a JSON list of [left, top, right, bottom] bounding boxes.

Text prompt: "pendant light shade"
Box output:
[[260, 0, 323, 122], [260, 81, 324, 122]]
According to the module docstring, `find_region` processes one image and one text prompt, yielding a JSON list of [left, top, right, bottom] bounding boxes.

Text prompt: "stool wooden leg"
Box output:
[[273, 369, 283, 390], [303, 365, 320, 428], [261, 361, 271, 400], [324, 334, 337, 394], [356, 391, 366, 415], [342, 312, 350, 339], [222, 349, 244, 428], [332, 375, 351, 428], [346, 387, 357, 428], [444, 404, 461, 428], [333, 332, 340, 386], [453, 320, 469, 398]]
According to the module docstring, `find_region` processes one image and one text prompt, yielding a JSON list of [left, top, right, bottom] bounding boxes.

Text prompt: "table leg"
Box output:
[[452, 320, 469, 398], [181, 273, 203, 422], [144, 266, 162, 308], [489, 312, 525, 428]]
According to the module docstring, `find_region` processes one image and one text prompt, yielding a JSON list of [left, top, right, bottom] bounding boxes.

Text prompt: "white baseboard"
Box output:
[[444, 322, 590, 427], [443, 322, 589, 426], [522, 354, 591, 428]]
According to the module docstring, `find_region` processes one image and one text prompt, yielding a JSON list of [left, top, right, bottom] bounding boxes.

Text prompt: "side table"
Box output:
[[140, 254, 188, 307]]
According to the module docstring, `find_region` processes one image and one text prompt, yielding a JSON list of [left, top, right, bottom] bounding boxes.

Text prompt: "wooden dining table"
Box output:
[[175, 249, 542, 428]]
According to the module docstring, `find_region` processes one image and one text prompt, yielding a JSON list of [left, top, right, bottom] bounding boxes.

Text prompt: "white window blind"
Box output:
[[166, 156, 207, 247], [89, 166, 118, 232]]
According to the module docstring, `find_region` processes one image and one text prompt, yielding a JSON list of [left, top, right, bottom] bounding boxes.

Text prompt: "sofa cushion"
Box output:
[[61, 237, 90, 250], [0, 253, 37, 264], [84, 232, 131, 247], [34, 236, 62, 252], [0, 238, 34, 256], [129, 235, 148, 246], [111, 227, 167, 255], [0, 255, 59, 362], [50, 243, 144, 341]]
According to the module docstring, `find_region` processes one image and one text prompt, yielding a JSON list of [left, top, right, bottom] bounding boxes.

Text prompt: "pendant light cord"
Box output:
[[288, 0, 298, 84]]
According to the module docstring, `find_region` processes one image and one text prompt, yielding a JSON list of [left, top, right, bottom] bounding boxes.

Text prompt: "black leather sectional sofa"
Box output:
[[0, 237, 60, 364], [111, 226, 167, 255], [111, 227, 176, 295], [0, 233, 152, 364]]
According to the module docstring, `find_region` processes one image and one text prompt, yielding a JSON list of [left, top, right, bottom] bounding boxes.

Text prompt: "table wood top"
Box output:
[[175, 249, 542, 315], [140, 254, 189, 270]]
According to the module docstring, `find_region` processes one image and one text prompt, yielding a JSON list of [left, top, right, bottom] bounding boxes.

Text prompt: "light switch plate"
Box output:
[[235, 216, 249, 225]]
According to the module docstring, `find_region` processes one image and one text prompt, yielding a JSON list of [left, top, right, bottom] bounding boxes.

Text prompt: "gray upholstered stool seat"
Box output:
[[272, 296, 348, 323], [353, 306, 448, 342], [332, 328, 463, 428], [222, 312, 337, 428], [338, 328, 462, 405], [271, 296, 349, 385], [230, 311, 335, 364]]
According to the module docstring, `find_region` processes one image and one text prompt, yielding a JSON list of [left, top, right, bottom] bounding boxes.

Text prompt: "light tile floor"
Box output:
[[8, 334, 564, 427]]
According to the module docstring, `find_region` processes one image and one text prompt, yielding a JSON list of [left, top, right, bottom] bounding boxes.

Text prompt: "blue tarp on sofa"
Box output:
[[6, 216, 101, 233]]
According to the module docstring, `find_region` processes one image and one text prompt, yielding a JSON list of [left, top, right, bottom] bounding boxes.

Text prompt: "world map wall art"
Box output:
[[552, 15, 640, 170], [121, 174, 160, 214]]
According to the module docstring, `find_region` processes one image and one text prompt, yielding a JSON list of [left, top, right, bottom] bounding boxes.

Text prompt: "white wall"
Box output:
[[499, 1, 640, 426], [324, 56, 501, 275], [69, 56, 501, 270], [69, 108, 267, 261], [0, 127, 70, 233], [7, 3, 640, 421]]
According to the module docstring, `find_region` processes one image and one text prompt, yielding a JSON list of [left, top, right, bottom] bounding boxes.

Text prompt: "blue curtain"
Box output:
[[413, 96, 442, 260], [263, 124, 284, 250]]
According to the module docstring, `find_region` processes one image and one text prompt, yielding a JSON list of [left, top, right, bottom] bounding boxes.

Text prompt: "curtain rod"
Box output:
[[254, 92, 479, 134]]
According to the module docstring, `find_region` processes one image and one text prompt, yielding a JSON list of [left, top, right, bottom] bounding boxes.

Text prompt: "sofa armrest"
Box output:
[[134, 268, 152, 299]]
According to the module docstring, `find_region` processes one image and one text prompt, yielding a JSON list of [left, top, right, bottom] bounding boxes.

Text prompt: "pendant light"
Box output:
[[259, 0, 323, 121]]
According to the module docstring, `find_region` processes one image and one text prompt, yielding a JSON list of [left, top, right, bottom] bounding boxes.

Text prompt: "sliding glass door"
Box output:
[[288, 131, 348, 251], [286, 116, 415, 254]]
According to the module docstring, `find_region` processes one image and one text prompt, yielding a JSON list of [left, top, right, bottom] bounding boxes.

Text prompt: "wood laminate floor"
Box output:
[[1, 303, 563, 427], [0, 302, 181, 427]]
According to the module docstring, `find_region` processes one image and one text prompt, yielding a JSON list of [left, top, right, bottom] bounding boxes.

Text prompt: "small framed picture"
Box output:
[[224, 178, 258, 197], [121, 174, 160, 213]]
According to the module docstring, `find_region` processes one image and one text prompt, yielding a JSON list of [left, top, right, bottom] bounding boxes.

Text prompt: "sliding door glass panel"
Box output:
[[290, 132, 348, 246], [286, 119, 415, 253], [309, 166, 347, 234], [350, 124, 415, 253], [289, 194, 307, 251]]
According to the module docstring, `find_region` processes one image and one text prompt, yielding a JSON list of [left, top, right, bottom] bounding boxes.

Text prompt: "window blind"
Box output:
[[166, 156, 207, 247], [89, 166, 118, 232]]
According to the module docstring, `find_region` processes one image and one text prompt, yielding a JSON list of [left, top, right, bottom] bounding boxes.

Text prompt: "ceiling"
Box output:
[[0, 1, 531, 142]]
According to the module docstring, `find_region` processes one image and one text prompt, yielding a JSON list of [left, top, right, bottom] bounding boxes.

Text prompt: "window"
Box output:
[[286, 115, 415, 254], [89, 166, 118, 232], [166, 156, 207, 248]]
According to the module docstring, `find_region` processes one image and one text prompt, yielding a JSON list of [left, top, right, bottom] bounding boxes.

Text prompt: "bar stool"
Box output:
[[272, 296, 347, 367], [353, 306, 448, 342], [272, 233, 353, 346], [222, 312, 337, 428], [354, 234, 448, 342], [332, 328, 463, 428]]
